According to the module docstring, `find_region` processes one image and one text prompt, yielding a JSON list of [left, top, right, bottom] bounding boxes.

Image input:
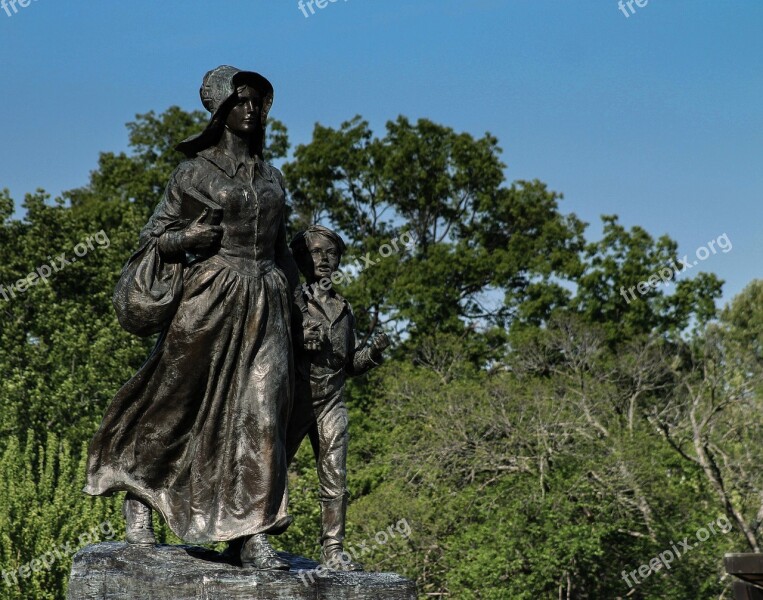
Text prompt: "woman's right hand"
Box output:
[[182, 223, 223, 251]]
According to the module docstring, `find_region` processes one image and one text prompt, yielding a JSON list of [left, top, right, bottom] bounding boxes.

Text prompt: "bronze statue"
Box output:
[[83, 65, 299, 571], [287, 225, 390, 570]]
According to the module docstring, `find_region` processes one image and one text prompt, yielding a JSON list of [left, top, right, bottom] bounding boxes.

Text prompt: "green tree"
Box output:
[[283, 116, 586, 348], [0, 431, 121, 600], [0, 105, 752, 600], [721, 279, 763, 363], [572, 215, 723, 344]]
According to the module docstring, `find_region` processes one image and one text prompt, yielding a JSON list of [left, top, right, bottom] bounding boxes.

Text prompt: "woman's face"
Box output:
[[225, 84, 264, 135]]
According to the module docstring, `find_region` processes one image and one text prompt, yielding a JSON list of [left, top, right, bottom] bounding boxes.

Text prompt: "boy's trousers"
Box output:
[[285, 377, 349, 501]]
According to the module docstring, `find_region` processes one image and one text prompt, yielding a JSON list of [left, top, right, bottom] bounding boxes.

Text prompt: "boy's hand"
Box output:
[[370, 333, 390, 357], [304, 320, 324, 352]]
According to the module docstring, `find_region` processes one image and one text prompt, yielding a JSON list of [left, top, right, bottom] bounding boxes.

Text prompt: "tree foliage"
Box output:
[[0, 107, 755, 599]]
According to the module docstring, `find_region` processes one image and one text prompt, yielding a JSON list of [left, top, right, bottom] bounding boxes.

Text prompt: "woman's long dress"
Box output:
[[84, 146, 294, 544]]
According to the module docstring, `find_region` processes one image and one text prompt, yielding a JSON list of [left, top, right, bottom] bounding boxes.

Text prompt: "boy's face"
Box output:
[[306, 235, 341, 282]]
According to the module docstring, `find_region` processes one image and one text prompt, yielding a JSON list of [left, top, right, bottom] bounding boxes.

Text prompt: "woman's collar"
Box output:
[[197, 146, 274, 181]]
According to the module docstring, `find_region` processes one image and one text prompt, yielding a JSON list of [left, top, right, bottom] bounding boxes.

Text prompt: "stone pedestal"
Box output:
[[725, 554, 763, 600], [67, 542, 416, 600]]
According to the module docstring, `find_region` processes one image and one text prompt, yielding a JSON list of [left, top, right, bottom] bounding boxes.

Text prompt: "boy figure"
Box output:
[[287, 225, 390, 571]]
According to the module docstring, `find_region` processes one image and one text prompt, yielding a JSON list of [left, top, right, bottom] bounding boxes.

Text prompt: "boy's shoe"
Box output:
[[321, 542, 364, 571], [320, 496, 363, 571]]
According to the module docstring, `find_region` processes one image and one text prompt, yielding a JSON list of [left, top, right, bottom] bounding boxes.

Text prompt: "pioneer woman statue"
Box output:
[[83, 66, 299, 571]]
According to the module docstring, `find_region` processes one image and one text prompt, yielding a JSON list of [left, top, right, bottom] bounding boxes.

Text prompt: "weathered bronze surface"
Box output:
[[80, 68, 404, 591], [83, 67, 299, 568], [287, 226, 389, 571]]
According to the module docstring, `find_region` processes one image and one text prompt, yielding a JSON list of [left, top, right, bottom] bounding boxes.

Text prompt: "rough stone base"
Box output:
[[67, 542, 416, 600]]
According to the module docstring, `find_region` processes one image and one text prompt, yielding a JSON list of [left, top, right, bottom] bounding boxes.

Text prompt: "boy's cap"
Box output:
[[290, 225, 347, 256]]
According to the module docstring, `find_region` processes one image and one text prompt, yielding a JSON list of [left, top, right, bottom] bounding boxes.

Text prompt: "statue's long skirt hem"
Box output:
[[83, 256, 293, 545]]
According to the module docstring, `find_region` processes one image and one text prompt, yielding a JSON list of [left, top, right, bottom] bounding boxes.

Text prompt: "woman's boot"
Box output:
[[122, 492, 156, 545], [240, 533, 290, 570]]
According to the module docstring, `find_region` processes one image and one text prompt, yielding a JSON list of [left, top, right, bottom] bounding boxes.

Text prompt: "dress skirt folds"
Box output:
[[84, 254, 293, 543], [84, 151, 296, 544]]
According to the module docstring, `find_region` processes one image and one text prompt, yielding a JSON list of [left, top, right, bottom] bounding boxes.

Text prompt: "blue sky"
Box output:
[[1, 0, 761, 303]]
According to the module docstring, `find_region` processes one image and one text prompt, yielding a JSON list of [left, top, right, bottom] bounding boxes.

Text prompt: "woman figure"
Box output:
[[84, 66, 299, 571]]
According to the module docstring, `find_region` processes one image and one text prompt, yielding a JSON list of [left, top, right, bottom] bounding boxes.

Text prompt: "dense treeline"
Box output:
[[0, 108, 760, 598]]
